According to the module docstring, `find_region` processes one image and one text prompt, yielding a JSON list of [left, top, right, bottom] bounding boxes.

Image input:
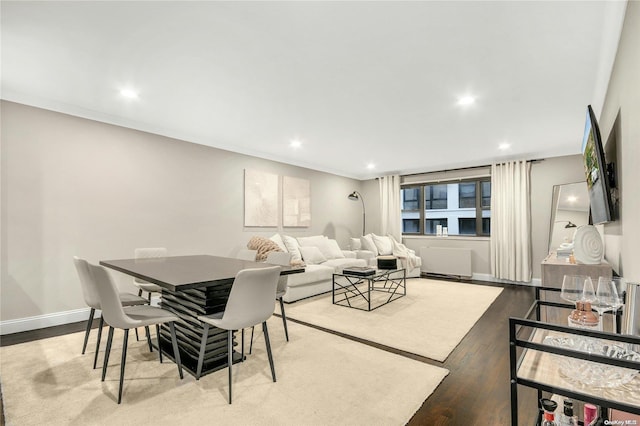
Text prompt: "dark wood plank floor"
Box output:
[[0, 279, 539, 425]]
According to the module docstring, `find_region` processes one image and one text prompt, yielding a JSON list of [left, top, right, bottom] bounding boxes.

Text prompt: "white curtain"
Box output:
[[490, 161, 532, 282], [379, 175, 401, 241]]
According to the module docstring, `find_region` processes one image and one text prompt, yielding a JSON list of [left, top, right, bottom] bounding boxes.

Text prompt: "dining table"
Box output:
[[100, 254, 303, 377]]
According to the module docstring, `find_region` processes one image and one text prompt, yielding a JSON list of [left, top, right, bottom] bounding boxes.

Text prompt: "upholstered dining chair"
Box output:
[[195, 266, 281, 404], [73, 257, 149, 369], [248, 251, 291, 354], [86, 261, 184, 404], [133, 247, 167, 302], [236, 248, 257, 261]]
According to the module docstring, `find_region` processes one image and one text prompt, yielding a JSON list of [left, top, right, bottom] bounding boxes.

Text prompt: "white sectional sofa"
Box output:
[[264, 234, 368, 302], [350, 233, 422, 278]]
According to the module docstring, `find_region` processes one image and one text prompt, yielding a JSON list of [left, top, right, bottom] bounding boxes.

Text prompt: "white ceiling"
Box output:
[[1, 1, 628, 180]]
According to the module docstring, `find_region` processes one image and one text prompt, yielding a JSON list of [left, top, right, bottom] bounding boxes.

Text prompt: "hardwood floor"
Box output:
[[0, 279, 539, 425]]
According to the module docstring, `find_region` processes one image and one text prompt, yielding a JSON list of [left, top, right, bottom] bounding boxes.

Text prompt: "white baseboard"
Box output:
[[472, 273, 541, 287], [0, 295, 162, 336], [0, 307, 97, 335]]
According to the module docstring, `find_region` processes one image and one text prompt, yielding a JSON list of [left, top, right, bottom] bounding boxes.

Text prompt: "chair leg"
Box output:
[[249, 326, 255, 354], [138, 289, 143, 297], [279, 297, 289, 342], [241, 329, 245, 362], [196, 323, 210, 380], [263, 322, 276, 382], [93, 316, 104, 369], [156, 324, 163, 363], [145, 326, 153, 352], [169, 322, 183, 380], [134, 327, 140, 341], [102, 326, 114, 381], [82, 308, 95, 354], [117, 329, 129, 404], [227, 329, 233, 404]]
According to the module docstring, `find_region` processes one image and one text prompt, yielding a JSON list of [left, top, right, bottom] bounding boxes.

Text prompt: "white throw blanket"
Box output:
[[389, 235, 419, 270]]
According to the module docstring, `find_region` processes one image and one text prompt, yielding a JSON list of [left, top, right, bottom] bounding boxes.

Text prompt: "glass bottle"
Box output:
[[558, 399, 578, 426], [540, 398, 558, 426]]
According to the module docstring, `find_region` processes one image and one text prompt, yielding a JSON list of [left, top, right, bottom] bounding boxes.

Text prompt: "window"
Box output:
[[403, 219, 420, 233], [401, 179, 491, 236], [402, 187, 420, 210], [425, 184, 447, 209], [458, 218, 476, 235], [458, 183, 476, 208]]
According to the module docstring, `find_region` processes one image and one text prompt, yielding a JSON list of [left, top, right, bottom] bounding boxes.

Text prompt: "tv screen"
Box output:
[[581, 105, 613, 224]]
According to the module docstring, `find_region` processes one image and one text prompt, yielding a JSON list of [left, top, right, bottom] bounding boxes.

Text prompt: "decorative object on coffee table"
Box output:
[[377, 255, 397, 270]]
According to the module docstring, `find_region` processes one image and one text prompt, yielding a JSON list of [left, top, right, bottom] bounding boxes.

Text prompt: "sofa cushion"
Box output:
[[282, 234, 302, 262], [322, 257, 367, 272], [299, 246, 327, 264], [349, 237, 362, 250], [360, 234, 378, 254], [372, 234, 393, 255], [320, 239, 345, 259], [297, 235, 328, 247], [269, 233, 287, 252], [286, 264, 334, 287]]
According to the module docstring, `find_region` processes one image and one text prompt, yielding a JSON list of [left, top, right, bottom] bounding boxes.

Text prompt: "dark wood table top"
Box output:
[[100, 254, 304, 291]]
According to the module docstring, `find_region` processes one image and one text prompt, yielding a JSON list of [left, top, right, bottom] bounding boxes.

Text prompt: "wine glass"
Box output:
[[596, 276, 625, 333], [561, 275, 589, 305], [593, 277, 622, 332]]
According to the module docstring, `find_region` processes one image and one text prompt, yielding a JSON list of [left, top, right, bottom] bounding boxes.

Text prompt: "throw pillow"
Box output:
[[349, 237, 362, 250], [297, 235, 328, 247], [299, 246, 327, 265], [269, 233, 288, 252], [247, 236, 283, 261], [360, 234, 378, 255], [372, 234, 393, 255], [281, 234, 302, 262], [321, 239, 346, 259]]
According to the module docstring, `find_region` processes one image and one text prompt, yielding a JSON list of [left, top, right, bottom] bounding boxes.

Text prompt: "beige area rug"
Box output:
[[0, 317, 448, 426], [284, 278, 503, 362]]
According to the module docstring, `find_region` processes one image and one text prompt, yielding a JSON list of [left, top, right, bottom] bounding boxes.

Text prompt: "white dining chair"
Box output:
[[249, 251, 291, 353], [86, 261, 184, 404], [74, 257, 149, 369], [195, 266, 281, 404], [133, 247, 167, 302]]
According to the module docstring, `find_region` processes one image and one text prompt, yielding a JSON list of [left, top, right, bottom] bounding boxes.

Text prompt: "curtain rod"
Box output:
[[400, 158, 544, 178]]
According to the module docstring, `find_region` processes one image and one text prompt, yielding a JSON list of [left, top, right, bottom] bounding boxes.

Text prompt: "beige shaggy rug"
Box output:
[[0, 317, 448, 426], [284, 278, 503, 362]]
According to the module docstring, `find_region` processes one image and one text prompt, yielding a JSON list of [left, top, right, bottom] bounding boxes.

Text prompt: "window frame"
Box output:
[[401, 178, 491, 237]]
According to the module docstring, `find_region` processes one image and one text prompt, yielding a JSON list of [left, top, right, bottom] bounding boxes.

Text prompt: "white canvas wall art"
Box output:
[[283, 176, 311, 227], [244, 169, 278, 227]]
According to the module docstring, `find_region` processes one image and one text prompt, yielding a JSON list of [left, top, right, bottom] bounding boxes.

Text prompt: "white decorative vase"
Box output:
[[572, 225, 604, 265]]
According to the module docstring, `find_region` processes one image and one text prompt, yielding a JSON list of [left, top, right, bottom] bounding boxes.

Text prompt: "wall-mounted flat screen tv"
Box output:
[[581, 105, 613, 224]]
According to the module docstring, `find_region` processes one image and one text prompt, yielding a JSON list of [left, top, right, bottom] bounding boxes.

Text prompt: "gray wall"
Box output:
[[0, 101, 362, 322], [599, 1, 639, 280]]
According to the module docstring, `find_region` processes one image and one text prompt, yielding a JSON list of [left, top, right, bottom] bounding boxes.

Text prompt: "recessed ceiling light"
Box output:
[[499, 142, 511, 150], [457, 95, 476, 106], [366, 163, 375, 170], [290, 139, 302, 149], [120, 88, 139, 99], [567, 196, 577, 203]]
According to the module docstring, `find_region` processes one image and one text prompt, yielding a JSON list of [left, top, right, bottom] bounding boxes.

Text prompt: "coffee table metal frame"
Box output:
[[332, 268, 406, 311]]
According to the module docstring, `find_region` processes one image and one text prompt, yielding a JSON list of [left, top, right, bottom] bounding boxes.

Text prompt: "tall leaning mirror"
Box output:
[[548, 181, 590, 253]]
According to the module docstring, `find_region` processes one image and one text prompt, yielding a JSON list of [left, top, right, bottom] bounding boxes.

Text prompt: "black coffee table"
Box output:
[[332, 268, 406, 311]]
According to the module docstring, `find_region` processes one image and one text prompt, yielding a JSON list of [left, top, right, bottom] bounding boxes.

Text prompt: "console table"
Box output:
[[100, 255, 303, 377]]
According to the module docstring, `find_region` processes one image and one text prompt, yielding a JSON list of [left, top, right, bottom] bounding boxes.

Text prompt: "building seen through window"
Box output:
[[401, 179, 491, 236]]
